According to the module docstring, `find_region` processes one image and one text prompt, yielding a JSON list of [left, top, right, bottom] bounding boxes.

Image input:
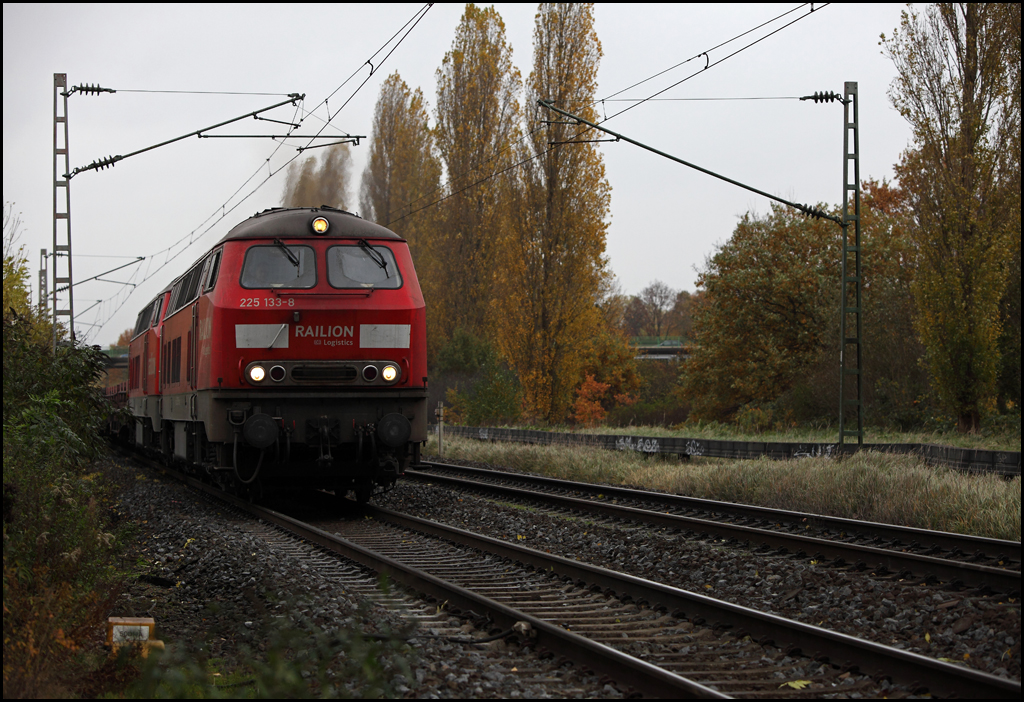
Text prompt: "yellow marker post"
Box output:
[[107, 617, 164, 657]]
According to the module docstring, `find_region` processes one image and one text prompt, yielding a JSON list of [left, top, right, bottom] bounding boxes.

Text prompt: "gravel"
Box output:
[[376, 462, 1021, 684], [103, 453, 622, 698]]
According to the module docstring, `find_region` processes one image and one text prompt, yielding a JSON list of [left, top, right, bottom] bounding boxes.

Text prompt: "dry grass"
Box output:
[[512, 421, 1022, 452], [425, 435, 1021, 541]]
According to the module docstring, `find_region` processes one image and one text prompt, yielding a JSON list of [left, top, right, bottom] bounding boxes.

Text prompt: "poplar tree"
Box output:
[[358, 72, 440, 254], [281, 144, 353, 210], [883, 3, 1020, 432], [493, 3, 611, 422], [429, 4, 522, 346]]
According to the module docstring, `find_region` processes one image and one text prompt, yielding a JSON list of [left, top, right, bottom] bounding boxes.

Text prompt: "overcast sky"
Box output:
[[3, 3, 912, 347]]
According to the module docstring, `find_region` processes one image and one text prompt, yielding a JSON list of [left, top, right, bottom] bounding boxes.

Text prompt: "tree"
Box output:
[[666, 290, 700, 342], [281, 144, 353, 210], [996, 229, 1021, 412], [680, 205, 840, 421], [856, 180, 929, 428], [883, 3, 1021, 432], [680, 181, 936, 428], [620, 282, 686, 339], [637, 280, 677, 339], [572, 374, 611, 427], [435, 328, 522, 426], [492, 3, 611, 422], [576, 321, 641, 414], [621, 295, 649, 338], [427, 4, 522, 346], [4, 202, 56, 345], [3, 202, 31, 314], [358, 73, 441, 254], [111, 328, 132, 349], [594, 277, 631, 335], [992, 5, 1021, 413]]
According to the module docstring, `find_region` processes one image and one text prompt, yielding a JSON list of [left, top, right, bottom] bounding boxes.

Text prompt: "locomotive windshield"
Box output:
[[327, 244, 402, 289], [240, 245, 316, 289]]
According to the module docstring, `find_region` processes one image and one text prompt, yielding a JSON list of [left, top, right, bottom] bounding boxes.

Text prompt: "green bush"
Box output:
[[434, 329, 522, 426], [3, 314, 130, 697]]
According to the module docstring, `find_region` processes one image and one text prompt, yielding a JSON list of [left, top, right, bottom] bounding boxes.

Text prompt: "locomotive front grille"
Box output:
[[291, 364, 358, 382]]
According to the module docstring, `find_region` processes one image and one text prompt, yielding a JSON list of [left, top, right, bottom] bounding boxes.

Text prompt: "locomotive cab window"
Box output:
[[327, 244, 402, 289], [149, 297, 163, 327], [240, 244, 316, 289], [132, 305, 153, 339], [204, 249, 222, 292]]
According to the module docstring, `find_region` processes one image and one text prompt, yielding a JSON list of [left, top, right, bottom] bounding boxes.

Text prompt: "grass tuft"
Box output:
[[426, 435, 1020, 541]]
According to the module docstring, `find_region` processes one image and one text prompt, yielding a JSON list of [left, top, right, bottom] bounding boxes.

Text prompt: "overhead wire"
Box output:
[[297, 3, 433, 149], [601, 3, 828, 123], [84, 3, 823, 339], [82, 4, 433, 340], [600, 96, 803, 101], [112, 89, 299, 96], [383, 3, 826, 228], [597, 3, 813, 105]]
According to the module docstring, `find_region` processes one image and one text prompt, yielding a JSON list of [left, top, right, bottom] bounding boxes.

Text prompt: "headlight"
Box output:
[[381, 365, 398, 382], [249, 365, 266, 383]]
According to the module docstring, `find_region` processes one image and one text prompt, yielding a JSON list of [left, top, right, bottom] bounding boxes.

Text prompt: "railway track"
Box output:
[[406, 461, 1021, 595], [211, 507, 608, 697], [128, 449, 1020, 698]]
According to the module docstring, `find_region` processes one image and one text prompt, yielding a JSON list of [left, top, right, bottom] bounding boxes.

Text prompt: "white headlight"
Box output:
[[381, 365, 398, 382], [249, 365, 266, 382]]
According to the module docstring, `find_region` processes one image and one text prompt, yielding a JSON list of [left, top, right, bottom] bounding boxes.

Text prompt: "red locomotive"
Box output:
[[112, 206, 427, 501]]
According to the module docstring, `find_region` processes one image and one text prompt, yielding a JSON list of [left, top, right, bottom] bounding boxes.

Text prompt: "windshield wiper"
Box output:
[[358, 239, 389, 278], [273, 238, 300, 268]]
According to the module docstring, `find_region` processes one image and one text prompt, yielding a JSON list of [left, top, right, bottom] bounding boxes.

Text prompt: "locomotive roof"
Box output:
[[215, 207, 403, 246]]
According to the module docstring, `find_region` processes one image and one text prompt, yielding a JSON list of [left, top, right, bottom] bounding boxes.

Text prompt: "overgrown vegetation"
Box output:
[[129, 598, 414, 699], [4, 201, 414, 697], [425, 435, 1021, 541], [605, 360, 686, 428], [432, 328, 523, 426], [2, 312, 130, 697]]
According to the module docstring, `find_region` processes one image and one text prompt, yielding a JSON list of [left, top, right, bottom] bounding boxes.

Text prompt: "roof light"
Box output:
[[311, 217, 330, 235]]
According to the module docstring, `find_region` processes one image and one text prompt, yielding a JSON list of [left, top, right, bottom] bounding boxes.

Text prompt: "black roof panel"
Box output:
[[215, 207, 402, 246]]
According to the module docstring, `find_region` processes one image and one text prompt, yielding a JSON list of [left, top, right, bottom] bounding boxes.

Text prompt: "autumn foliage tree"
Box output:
[[666, 290, 699, 342], [281, 144, 353, 210], [4, 202, 54, 345], [493, 2, 611, 422], [680, 204, 839, 421], [111, 328, 132, 348], [426, 4, 521, 348], [680, 179, 934, 428], [3, 202, 31, 314], [358, 72, 440, 254], [572, 374, 611, 427], [883, 3, 1021, 432]]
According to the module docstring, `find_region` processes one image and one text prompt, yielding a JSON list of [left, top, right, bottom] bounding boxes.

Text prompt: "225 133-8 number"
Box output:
[[239, 297, 295, 308]]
